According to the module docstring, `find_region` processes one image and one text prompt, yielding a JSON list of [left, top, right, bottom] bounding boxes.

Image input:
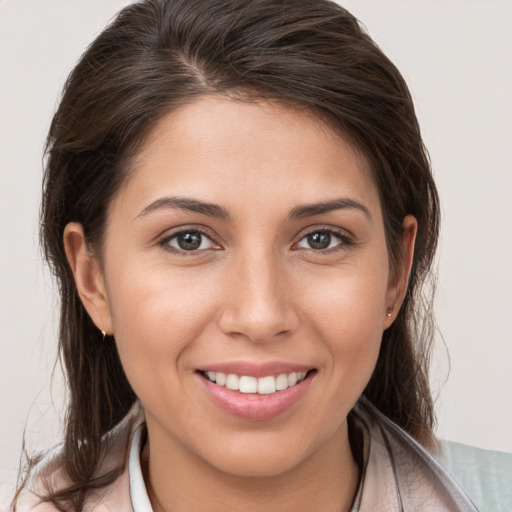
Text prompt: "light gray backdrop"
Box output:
[[1, 0, 511, 503]]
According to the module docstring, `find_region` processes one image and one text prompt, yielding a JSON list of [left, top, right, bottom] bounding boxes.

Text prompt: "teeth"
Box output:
[[275, 373, 288, 391], [239, 376, 258, 393], [257, 375, 276, 394], [225, 374, 239, 390], [204, 370, 309, 394]]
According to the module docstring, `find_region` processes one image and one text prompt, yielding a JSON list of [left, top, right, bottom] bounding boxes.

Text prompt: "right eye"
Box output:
[[162, 230, 219, 252]]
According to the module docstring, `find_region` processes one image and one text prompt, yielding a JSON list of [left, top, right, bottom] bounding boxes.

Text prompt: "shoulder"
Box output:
[[13, 403, 144, 512], [436, 439, 512, 512], [354, 398, 478, 512]]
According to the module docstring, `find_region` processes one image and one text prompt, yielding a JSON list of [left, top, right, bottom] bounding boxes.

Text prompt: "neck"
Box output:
[[142, 420, 360, 512]]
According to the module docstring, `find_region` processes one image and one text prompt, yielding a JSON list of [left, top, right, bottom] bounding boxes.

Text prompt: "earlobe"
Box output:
[[384, 215, 418, 326], [63, 223, 113, 335]]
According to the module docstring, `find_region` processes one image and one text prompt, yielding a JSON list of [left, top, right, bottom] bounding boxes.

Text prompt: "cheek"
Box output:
[[304, 262, 388, 371], [107, 256, 216, 332], [104, 263, 218, 389]]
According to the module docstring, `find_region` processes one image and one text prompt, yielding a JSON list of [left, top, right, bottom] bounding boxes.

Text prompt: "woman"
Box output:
[[13, 0, 478, 510]]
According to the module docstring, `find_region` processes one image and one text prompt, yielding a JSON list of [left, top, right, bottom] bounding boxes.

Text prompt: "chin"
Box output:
[[198, 428, 328, 479], [209, 450, 307, 479]]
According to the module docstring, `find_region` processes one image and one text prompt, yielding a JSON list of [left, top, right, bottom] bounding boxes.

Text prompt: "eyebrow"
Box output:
[[137, 196, 370, 221], [289, 198, 371, 220], [137, 197, 230, 219]]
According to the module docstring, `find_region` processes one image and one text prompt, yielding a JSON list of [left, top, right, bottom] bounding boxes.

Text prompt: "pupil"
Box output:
[[308, 232, 331, 250], [178, 232, 202, 250]]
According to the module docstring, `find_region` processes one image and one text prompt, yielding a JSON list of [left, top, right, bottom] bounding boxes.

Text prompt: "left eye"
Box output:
[[166, 231, 218, 251], [297, 230, 343, 250]]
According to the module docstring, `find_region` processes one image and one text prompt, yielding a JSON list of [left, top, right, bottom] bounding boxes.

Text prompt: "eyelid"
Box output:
[[292, 225, 355, 251], [156, 225, 223, 254]]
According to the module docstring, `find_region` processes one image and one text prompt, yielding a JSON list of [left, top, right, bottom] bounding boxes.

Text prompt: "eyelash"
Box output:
[[157, 227, 220, 256], [157, 226, 354, 255], [294, 227, 355, 253]]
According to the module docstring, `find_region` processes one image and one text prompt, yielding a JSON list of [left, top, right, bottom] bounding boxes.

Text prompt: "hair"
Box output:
[[15, 0, 440, 509]]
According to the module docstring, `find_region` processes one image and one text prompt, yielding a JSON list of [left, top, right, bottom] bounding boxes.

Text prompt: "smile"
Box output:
[[204, 371, 308, 395], [198, 365, 316, 420]]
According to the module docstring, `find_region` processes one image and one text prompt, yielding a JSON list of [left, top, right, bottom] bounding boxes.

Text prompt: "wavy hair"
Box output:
[[15, 0, 439, 509]]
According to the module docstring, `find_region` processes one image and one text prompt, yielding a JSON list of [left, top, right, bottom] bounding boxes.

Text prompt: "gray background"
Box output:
[[1, 0, 511, 504]]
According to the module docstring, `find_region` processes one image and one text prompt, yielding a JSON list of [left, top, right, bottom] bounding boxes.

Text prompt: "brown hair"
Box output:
[[15, 0, 439, 509]]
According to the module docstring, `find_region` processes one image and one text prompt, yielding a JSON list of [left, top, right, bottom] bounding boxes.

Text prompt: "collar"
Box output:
[[129, 423, 153, 512], [126, 399, 476, 512], [127, 415, 366, 512]]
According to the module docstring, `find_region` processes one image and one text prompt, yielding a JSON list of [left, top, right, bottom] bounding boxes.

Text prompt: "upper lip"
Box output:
[[196, 361, 315, 378]]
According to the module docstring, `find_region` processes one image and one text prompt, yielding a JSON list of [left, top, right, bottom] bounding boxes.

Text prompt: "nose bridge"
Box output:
[[219, 246, 295, 342]]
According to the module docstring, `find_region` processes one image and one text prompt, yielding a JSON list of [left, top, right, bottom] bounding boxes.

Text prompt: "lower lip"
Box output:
[[199, 373, 314, 421]]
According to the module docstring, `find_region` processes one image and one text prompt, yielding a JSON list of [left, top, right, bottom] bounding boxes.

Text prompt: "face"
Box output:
[[66, 96, 415, 479]]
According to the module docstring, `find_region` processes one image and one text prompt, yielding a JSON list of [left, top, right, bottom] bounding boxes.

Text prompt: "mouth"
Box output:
[[200, 370, 311, 395], [196, 367, 316, 420]]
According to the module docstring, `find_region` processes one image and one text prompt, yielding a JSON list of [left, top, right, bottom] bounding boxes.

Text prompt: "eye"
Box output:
[[296, 230, 347, 251], [164, 230, 219, 252]]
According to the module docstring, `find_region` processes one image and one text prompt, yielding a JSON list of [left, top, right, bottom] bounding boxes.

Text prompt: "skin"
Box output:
[[64, 96, 417, 512]]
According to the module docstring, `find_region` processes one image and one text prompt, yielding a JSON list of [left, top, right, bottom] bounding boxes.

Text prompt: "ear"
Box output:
[[384, 215, 418, 327], [63, 222, 114, 335]]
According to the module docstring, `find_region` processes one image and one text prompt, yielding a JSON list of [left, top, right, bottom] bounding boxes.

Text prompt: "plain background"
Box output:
[[1, 0, 511, 501]]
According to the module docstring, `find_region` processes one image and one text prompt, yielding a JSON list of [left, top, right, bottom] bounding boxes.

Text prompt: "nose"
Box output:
[[218, 251, 298, 344]]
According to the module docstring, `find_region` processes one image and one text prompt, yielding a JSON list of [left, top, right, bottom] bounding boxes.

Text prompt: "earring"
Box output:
[[101, 330, 107, 340], [386, 312, 392, 319], [386, 306, 393, 319]]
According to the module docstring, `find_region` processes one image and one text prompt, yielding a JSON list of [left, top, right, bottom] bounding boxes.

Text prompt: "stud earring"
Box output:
[[386, 312, 392, 319], [101, 330, 107, 340], [386, 306, 393, 319]]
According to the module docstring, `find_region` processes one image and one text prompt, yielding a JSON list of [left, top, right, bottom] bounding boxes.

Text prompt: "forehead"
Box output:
[[116, 95, 380, 217]]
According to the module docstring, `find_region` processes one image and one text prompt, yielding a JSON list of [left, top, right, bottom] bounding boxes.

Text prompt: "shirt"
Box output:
[[17, 399, 479, 511]]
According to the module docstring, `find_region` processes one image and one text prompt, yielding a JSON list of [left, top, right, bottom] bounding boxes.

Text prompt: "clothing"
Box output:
[[352, 400, 477, 511], [16, 400, 478, 511], [436, 439, 512, 512]]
